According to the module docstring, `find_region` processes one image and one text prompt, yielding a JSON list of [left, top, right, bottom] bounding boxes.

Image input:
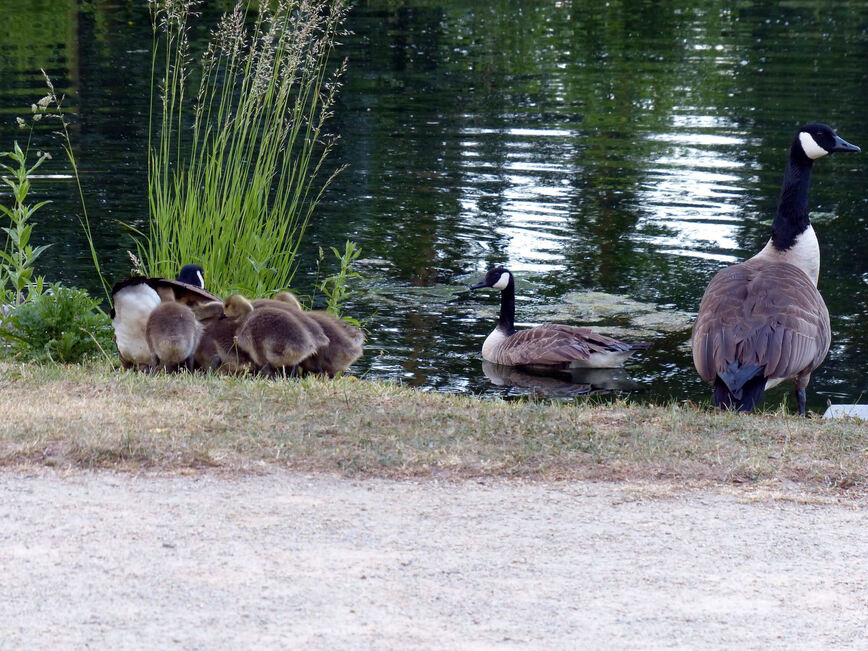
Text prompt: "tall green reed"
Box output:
[[142, 0, 348, 296]]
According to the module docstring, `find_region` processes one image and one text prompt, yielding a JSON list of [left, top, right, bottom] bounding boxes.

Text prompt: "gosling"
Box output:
[[223, 294, 323, 377], [269, 292, 365, 377], [145, 298, 203, 372], [191, 301, 253, 374], [250, 295, 331, 364]]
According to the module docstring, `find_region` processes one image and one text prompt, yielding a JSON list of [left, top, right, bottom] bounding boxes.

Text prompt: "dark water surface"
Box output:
[[1, 0, 867, 410]]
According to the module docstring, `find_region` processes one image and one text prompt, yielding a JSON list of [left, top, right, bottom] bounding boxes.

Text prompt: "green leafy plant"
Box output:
[[0, 141, 51, 306], [141, 0, 349, 296], [317, 240, 361, 321], [2, 284, 114, 363]]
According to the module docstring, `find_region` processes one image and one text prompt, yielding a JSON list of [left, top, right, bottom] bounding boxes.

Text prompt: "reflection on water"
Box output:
[[482, 361, 640, 399], [459, 126, 577, 270], [638, 126, 748, 263], [0, 0, 866, 410]]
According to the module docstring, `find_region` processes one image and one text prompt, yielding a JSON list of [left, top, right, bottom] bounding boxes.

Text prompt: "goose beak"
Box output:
[[831, 135, 860, 153], [469, 280, 488, 290]]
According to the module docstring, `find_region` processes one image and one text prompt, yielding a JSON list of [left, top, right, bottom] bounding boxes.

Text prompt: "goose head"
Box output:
[[795, 123, 860, 161], [469, 267, 514, 292], [177, 264, 205, 288]]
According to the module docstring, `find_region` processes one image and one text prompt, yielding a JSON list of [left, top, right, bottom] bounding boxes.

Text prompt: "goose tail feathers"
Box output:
[[713, 361, 766, 411]]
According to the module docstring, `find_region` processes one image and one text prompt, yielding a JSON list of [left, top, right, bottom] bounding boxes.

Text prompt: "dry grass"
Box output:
[[0, 361, 865, 491]]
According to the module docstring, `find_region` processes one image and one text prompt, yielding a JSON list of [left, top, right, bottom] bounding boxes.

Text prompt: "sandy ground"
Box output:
[[1, 471, 867, 649]]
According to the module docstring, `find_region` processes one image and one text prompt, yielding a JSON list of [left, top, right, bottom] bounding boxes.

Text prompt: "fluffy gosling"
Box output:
[[145, 297, 203, 372], [223, 294, 322, 377]]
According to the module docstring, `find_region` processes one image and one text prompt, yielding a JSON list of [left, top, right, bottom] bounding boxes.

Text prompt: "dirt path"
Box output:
[[1, 471, 866, 649]]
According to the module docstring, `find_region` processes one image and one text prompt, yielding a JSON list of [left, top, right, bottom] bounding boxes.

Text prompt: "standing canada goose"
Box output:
[[269, 292, 365, 377], [692, 123, 860, 415], [144, 297, 203, 372], [223, 294, 323, 377], [469, 267, 650, 369]]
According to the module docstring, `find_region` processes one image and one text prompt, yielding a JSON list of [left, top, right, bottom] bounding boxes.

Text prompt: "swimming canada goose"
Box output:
[[483, 362, 640, 397], [269, 292, 365, 377], [223, 294, 324, 377], [692, 123, 860, 415], [469, 267, 650, 369], [144, 296, 203, 372]]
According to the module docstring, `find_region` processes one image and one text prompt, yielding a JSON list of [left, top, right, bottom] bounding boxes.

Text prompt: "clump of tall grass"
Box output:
[[141, 0, 348, 297]]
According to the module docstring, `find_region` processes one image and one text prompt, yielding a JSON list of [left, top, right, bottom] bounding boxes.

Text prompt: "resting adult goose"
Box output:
[[469, 267, 650, 369], [692, 123, 860, 415], [110, 269, 220, 370], [110, 277, 162, 369], [176, 264, 205, 288]]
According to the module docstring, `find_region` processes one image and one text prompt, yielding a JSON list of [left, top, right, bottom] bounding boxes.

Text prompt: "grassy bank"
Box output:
[[0, 361, 865, 490]]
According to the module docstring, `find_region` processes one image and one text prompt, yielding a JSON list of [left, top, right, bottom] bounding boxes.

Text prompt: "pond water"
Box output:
[[1, 0, 867, 410]]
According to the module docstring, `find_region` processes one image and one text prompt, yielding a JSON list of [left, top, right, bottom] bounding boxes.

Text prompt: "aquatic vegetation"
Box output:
[[549, 291, 695, 334], [142, 0, 349, 296], [316, 240, 362, 321], [0, 111, 113, 366]]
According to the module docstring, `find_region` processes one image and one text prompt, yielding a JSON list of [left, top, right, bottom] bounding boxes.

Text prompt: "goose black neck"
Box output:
[[771, 143, 814, 252], [498, 279, 516, 335]]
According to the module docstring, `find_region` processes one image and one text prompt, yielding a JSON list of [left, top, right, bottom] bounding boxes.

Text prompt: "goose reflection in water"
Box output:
[[481, 361, 640, 398]]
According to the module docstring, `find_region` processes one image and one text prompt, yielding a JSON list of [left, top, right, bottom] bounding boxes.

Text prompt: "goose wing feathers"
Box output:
[[692, 260, 830, 383], [144, 277, 220, 305], [494, 324, 636, 367], [111, 276, 220, 308]]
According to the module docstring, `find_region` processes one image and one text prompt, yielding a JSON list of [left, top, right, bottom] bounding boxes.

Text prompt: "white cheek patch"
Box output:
[[492, 272, 511, 290], [196, 270, 205, 288], [799, 132, 829, 160]]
